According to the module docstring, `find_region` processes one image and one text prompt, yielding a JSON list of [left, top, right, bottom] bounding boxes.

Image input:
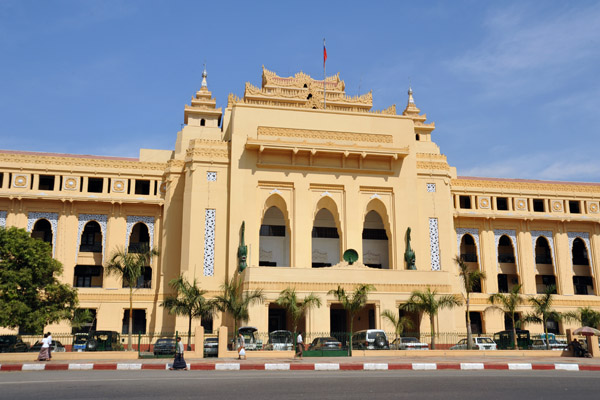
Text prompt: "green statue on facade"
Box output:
[[405, 227, 416, 270], [238, 221, 248, 272]]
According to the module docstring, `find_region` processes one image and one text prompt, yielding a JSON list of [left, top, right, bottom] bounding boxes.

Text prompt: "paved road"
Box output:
[[1, 370, 599, 400]]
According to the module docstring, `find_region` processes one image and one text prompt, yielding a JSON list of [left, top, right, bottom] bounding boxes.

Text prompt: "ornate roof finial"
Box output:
[[403, 86, 421, 116], [408, 87, 415, 105], [201, 63, 208, 89]]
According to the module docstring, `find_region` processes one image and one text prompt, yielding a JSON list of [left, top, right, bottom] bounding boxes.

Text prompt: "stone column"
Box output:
[[194, 326, 205, 358]]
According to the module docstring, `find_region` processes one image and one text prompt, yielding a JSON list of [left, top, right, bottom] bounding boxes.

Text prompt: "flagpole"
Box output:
[[323, 38, 326, 110]]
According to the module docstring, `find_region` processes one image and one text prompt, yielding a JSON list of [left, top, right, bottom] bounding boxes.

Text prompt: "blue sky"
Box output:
[[1, 0, 599, 182]]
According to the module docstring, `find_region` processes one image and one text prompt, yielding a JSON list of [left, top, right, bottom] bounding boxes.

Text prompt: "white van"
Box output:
[[351, 329, 390, 350]]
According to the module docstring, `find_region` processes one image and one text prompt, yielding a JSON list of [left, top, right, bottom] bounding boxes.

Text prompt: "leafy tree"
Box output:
[[563, 307, 600, 329], [523, 285, 561, 350], [161, 275, 216, 350], [401, 287, 462, 349], [106, 245, 159, 351], [275, 287, 321, 336], [455, 256, 486, 350], [214, 273, 264, 341], [328, 284, 375, 352], [381, 309, 414, 343], [0, 227, 78, 333], [70, 308, 94, 334], [488, 284, 524, 349]]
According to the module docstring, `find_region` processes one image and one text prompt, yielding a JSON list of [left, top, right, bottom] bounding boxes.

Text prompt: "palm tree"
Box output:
[[213, 273, 265, 342], [381, 309, 414, 343], [106, 245, 159, 351], [488, 284, 524, 349], [161, 275, 216, 350], [563, 307, 600, 329], [455, 256, 486, 350], [275, 287, 321, 336], [70, 309, 94, 334], [328, 284, 375, 353], [400, 287, 462, 349], [523, 285, 561, 350]]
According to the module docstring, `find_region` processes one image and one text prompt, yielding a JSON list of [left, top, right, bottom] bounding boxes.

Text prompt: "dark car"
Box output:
[[86, 331, 121, 351], [308, 337, 342, 351], [0, 335, 29, 353], [29, 340, 66, 353], [153, 338, 176, 356], [204, 337, 219, 357]]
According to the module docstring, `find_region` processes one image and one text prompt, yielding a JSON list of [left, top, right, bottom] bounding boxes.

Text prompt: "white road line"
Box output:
[[315, 363, 339, 371], [68, 363, 94, 370], [265, 363, 290, 370], [22, 364, 45, 371], [364, 363, 388, 370], [117, 364, 142, 370], [461, 363, 484, 370], [412, 363, 437, 370], [555, 364, 579, 371], [508, 363, 532, 370], [215, 363, 240, 370]]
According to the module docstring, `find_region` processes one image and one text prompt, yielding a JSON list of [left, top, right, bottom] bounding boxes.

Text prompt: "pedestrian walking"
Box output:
[[37, 333, 50, 361], [237, 332, 246, 360], [47, 332, 52, 360], [170, 337, 187, 370], [295, 332, 304, 359]]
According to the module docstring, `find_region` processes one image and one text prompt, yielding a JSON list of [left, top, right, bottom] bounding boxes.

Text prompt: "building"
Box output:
[[1, 67, 599, 338]]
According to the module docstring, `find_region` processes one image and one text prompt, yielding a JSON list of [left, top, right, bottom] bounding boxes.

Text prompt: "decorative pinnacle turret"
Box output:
[[201, 64, 208, 89], [408, 87, 415, 105]]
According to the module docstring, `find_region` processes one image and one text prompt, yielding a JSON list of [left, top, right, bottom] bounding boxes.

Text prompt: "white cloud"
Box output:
[[459, 152, 600, 182], [448, 4, 600, 98]]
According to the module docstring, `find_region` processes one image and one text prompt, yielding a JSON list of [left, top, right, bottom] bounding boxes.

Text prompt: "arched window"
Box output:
[[572, 238, 594, 295], [129, 223, 150, 253], [362, 210, 389, 269], [535, 237, 552, 265], [460, 234, 477, 262], [312, 208, 340, 268], [535, 237, 557, 294], [200, 119, 206, 126], [31, 219, 52, 243], [259, 206, 290, 267], [79, 221, 102, 253], [572, 238, 589, 266], [497, 235, 519, 293]]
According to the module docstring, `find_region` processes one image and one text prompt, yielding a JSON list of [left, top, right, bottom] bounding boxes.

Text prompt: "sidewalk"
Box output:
[[3, 354, 600, 372]]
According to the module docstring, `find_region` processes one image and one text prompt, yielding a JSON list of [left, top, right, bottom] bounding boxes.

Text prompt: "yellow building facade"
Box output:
[[1, 67, 599, 338]]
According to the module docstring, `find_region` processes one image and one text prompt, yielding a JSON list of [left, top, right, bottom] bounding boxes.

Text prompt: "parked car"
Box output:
[[72, 333, 91, 352], [86, 331, 122, 351], [153, 338, 176, 356], [530, 338, 568, 350], [204, 337, 219, 357], [30, 340, 66, 353], [450, 337, 497, 350], [265, 330, 293, 351], [238, 326, 262, 350], [391, 337, 429, 350], [0, 335, 29, 353], [351, 329, 390, 350], [307, 337, 343, 351]]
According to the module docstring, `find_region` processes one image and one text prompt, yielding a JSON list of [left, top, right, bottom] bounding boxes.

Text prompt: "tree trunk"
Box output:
[[511, 314, 518, 349], [544, 318, 550, 350], [187, 313, 192, 351], [430, 314, 436, 350], [466, 296, 472, 350], [128, 287, 133, 351]]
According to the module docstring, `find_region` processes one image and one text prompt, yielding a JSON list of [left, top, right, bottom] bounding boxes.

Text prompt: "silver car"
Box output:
[[450, 337, 497, 350]]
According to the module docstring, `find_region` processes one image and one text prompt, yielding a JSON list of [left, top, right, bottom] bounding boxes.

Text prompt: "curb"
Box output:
[[2, 362, 600, 372]]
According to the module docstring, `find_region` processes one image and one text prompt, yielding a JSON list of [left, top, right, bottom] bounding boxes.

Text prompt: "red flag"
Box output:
[[323, 39, 327, 66]]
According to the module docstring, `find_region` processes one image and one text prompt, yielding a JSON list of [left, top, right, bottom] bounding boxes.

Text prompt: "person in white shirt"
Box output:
[[295, 332, 304, 359], [47, 332, 53, 360], [37, 333, 50, 361]]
